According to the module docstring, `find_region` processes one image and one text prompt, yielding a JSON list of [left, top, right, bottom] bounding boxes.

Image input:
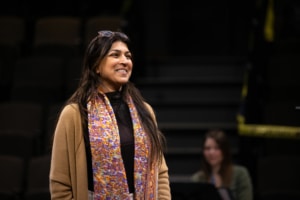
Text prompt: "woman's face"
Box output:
[[96, 41, 133, 92], [203, 137, 223, 167]]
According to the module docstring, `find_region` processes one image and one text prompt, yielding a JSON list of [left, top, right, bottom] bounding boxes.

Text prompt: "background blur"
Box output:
[[1, 0, 300, 199]]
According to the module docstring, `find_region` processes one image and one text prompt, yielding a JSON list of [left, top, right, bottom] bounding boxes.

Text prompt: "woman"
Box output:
[[191, 129, 253, 200], [49, 30, 171, 200]]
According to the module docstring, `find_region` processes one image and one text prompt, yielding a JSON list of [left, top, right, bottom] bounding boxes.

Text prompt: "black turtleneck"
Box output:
[[105, 91, 135, 193]]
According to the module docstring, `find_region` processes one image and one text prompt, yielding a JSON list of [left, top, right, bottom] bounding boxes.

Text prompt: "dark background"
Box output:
[[1, 0, 300, 199]]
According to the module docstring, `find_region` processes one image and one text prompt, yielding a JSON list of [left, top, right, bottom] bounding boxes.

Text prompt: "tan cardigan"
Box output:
[[49, 103, 171, 200]]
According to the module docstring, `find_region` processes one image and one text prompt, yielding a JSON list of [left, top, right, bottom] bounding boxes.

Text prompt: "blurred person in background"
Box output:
[[191, 129, 253, 200]]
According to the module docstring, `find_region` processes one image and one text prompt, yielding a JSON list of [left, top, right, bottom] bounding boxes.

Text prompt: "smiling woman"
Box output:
[[49, 30, 171, 200]]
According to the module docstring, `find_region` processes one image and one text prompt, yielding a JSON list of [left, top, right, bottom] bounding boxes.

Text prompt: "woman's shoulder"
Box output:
[[61, 103, 79, 113], [59, 103, 80, 119], [143, 101, 152, 110], [233, 165, 251, 179], [191, 170, 206, 182], [143, 101, 155, 116], [233, 165, 249, 173]]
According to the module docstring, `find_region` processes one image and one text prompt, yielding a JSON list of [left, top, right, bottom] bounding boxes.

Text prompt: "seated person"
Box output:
[[191, 129, 253, 200]]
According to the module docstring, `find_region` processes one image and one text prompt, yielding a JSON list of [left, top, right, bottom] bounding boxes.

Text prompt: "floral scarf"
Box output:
[[87, 92, 158, 199]]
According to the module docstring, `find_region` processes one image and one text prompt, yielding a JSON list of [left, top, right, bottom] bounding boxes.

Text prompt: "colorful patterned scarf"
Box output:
[[87, 92, 158, 199]]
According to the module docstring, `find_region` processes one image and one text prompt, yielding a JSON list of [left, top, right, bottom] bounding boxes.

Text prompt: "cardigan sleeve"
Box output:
[[158, 156, 171, 200], [144, 102, 171, 199], [49, 105, 77, 200]]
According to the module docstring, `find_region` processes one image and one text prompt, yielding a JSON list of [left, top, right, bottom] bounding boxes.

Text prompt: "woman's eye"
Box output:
[[109, 53, 118, 58]]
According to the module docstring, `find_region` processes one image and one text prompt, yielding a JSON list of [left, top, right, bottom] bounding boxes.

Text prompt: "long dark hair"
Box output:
[[201, 129, 233, 187], [65, 30, 166, 164]]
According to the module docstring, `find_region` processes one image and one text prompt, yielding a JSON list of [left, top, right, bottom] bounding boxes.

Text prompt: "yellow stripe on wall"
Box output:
[[264, 0, 275, 42], [238, 123, 300, 139]]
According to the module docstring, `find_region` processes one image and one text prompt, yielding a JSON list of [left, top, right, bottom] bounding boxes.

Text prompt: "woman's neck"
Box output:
[[99, 83, 122, 93], [211, 164, 221, 174]]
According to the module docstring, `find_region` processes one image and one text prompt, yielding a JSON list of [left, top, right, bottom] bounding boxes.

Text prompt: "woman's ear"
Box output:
[[96, 66, 100, 74]]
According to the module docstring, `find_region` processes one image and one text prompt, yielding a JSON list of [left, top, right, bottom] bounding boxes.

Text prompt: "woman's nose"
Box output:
[[120, 55, 130, 65]]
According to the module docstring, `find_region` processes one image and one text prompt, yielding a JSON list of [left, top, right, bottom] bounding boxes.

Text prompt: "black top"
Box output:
[[106, 91, 135, 193]]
